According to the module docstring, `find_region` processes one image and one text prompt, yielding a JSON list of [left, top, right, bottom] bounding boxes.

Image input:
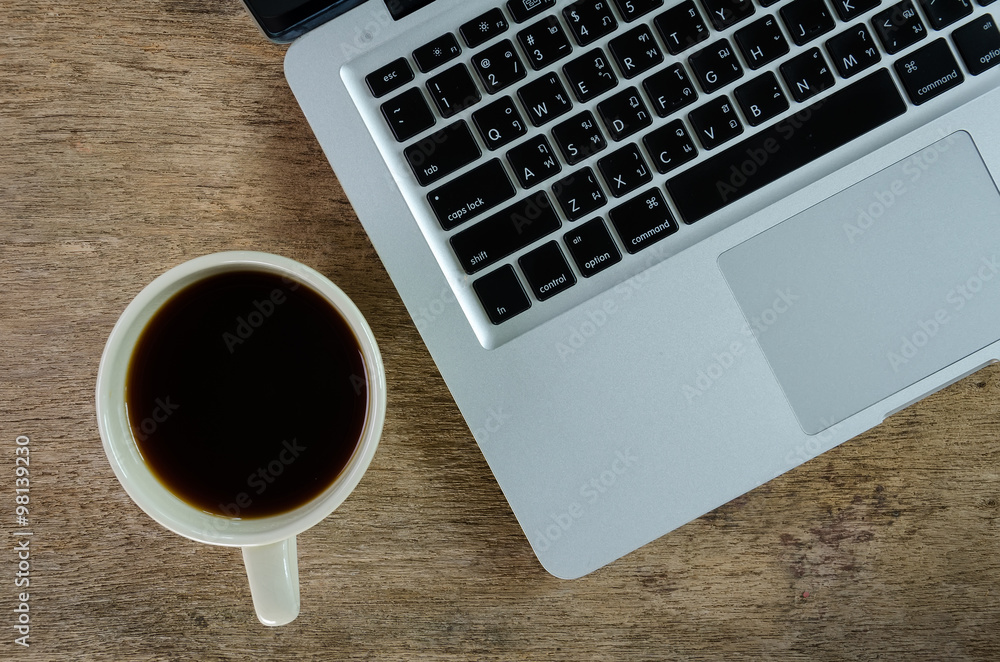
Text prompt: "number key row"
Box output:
[[369, 0, 718, 105]]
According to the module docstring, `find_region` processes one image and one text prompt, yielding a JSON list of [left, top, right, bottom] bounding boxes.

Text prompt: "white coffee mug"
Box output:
[[96, 251, 386, 626]]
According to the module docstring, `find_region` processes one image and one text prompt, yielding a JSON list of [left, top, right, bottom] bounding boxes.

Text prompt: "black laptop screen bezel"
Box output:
[[243, 0, 437, 42], [242, 0, 367, 42]]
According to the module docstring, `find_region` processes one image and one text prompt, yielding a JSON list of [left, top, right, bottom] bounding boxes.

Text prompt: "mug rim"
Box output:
[[96, 251, 386, 547]]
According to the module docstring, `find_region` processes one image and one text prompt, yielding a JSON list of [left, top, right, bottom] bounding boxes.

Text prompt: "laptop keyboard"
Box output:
[[357, 0, 1000, 337]]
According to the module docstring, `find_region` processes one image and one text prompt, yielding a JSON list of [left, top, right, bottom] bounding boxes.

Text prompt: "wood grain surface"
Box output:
[[2, 1, 999, 660]]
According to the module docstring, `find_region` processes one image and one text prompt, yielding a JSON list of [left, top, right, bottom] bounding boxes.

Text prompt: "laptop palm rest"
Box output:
[[719, 131, 1000, 434]]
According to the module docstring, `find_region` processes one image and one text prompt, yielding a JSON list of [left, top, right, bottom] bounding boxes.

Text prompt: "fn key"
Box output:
[[474, 265, 531, 324]]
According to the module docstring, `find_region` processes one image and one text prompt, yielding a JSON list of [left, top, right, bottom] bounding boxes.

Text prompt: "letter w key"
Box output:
[[518, 73, 573, 126]]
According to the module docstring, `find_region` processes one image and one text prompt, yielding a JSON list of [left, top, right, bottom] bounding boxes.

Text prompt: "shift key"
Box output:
[[428, 159, 516, 230], [451, 192, 562, 273]]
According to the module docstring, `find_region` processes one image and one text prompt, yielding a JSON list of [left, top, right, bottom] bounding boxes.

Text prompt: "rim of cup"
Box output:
[[96, 251, 386, 547]]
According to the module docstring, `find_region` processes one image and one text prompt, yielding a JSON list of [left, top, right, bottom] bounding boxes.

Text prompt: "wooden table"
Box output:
[[2, 2, 999, 659]]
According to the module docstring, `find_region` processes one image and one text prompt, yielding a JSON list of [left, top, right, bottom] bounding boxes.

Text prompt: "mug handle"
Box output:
[[242, 537, 300, 626]]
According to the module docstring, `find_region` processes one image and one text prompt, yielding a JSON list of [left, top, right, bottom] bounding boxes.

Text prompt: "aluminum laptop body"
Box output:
[[251, 0, 1000, 577]]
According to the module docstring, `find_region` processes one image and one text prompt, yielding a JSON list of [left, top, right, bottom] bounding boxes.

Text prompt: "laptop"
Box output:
[[240, 0, 1000, 578]]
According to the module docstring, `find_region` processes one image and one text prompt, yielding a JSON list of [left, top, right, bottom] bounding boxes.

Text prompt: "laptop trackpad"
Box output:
[[719, 131, 1000, 434]]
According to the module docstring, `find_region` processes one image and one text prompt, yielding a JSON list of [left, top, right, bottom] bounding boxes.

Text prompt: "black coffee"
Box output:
[[125, 269, 369, 519]]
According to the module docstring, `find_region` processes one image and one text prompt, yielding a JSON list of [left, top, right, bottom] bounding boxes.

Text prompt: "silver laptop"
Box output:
[[241, 0, 1000, 578]]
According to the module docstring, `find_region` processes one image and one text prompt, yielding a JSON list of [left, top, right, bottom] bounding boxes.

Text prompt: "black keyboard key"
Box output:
[[563, 0, 619, 45], [981, 0, 997, 5], [518, 73, 574, 126], [780, 0, 837, 45], [381, 88, 436, 142], [427, 159, 517, 230], [643, 64, 699, 117], [597, 87, 653, 140], [507, 135, 562, 188], [609, 189, 678, 253], [894, 38, 964, 104], [564, 218, 622, 277], [952, 14, 1000, 75], [518, 15, 573, 70], [598, 143, 653, 197], [451, 191, 562, 273], [609, 25, 664, 79], [552, 167, 608, 220], [826, 24, 882, 78], [427, 64, 481, 118], [508, 0, 556, 23], [734, 71, 789, 125], [780, 48, 836, 102], [413, 33, 462, 73], [472, 96, 527, 150], [666, 69, 906, 223], [872, 1, 928, 53], [642, 119, 699, 173], [473, 40, 527, 94], [473, 265, 531, 324], [518, 241, 577, 300], [404, 120, 481, 186], [461, 8, 509, 48], [613, 0, 665, 21], [919, 0, 973, 29], [700, 0, 756, 31], [688, 96, 744, 149], [563, 49, 619, 102], [655, 1, 711, 55], [552, 111, 608, 164], [832, 0, 880, 21], [366, 58, 414, 98], [735, 16, 790, 69], [689, 40, 745, 94]]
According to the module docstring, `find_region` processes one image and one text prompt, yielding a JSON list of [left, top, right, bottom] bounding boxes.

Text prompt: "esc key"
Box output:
[[366, 57, 415, 98]]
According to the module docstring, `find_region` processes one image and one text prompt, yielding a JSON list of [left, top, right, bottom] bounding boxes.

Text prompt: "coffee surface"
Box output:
[[126, 269, 368, 518]]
